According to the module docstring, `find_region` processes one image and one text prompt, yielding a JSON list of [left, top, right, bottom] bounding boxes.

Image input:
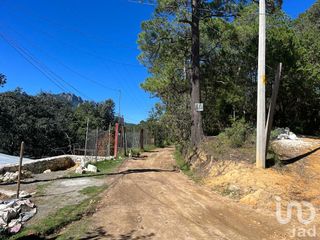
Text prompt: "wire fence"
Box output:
[[73, 124, 154, 158]]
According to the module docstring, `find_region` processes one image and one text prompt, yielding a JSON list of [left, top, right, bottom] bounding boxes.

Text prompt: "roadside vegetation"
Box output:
[[138, 0, 320, 157], [10, 185, 107, 240], [7, 156, 125, 240]]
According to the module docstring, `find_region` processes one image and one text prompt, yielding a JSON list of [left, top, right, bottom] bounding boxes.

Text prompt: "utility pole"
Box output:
[[190, 0, 203, 147], [266, 63, 282, 152], [118, 90, 122, 118], [84, 118, 89, 157], [256, 0, 266, 168]]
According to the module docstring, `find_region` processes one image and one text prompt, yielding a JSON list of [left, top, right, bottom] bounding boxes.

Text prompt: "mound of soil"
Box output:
[[192, 137, 320, 214]]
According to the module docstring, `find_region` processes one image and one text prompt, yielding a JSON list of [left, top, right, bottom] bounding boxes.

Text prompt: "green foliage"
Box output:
[[93, 158, 123, 173], [138, 1, 320, 146], [0, 89, 115, 157], [225, 119, 254, 148], [143, 103, 171, 147], [174, 147, 190, 172], [9, 185, 107, 240], [0, 73, 6, 87], [79, 185, 107, 197]]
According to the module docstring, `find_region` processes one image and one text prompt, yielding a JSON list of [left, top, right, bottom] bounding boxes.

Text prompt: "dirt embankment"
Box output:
[[190, 137, 320, 214]]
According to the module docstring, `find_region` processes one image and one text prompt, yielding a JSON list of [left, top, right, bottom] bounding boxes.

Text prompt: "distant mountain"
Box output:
[[54, 93, 84, 107]]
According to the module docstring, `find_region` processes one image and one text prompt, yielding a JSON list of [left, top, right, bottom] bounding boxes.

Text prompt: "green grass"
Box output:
[[174, 147, 202, 182], [9, 185, 107, 240], [66, 157, 124, 178], [79, 185, 107, 197], [143, 144, 156, 152], [93, 157, 124, 173], [8, 158, 121, 239], [35, 182, 52, 197]]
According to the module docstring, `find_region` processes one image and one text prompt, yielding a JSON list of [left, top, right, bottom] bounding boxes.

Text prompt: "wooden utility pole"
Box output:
[[256, 0, 266, 168], [266, 63, 282, 151], [190, 0, 203, 147], [16, 141, 24, 198]]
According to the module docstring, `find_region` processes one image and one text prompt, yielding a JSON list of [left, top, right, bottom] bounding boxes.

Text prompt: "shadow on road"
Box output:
[[77, 228, 155, 240], [0, 168, 178, 186], [266, 146, 320, 168], [282, 146, 320, 165]]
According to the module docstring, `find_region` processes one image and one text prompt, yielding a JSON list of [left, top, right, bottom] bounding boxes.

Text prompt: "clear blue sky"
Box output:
[[0, 0, 316, 123]]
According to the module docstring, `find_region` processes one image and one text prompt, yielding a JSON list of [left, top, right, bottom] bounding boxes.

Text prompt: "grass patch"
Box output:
[[10, 185, 107, 240], [66, 157, 124, 178], [143, 145, 156, 152], [93, 158, 124, 174], [174, 148, 195, 179], [35, 182, 52, 197], [79, 185, 107, 197], [128, 145, 156, 157]]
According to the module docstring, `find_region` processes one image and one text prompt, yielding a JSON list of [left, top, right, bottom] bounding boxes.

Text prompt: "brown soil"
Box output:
[[201, 138, 320, 213], [74, 148, 296, 240]]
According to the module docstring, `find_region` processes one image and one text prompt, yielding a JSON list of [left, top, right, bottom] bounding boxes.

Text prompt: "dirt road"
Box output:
[[83, 147, 293, 239]]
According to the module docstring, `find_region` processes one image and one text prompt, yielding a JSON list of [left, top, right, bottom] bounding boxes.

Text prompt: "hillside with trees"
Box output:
[[138, 0, 320, 148], [0, 88, 115, 158]]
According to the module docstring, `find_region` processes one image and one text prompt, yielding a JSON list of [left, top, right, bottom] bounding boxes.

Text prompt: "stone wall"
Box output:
[[0, 154, 114, 174], [0, 156, 75, 174]]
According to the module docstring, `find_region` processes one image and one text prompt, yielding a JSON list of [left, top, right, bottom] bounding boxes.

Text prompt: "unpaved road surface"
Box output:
[[83, 148, 294, 240]]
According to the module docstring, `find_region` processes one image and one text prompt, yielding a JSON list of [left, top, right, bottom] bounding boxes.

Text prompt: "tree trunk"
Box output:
[[190, 0, 203, 147]]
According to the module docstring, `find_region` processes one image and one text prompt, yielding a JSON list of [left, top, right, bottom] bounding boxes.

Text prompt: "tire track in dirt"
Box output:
[[81, 147, 295, 240]]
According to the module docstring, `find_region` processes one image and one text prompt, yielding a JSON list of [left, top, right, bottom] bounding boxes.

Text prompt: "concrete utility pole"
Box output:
[[256, 0, 266, 168]]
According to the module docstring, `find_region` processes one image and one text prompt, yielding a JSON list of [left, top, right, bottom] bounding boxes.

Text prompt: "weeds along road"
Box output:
[[83, 147, 292, 240]]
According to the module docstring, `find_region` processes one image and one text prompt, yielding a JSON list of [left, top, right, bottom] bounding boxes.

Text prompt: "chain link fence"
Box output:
[[73, 124, 154, 158]]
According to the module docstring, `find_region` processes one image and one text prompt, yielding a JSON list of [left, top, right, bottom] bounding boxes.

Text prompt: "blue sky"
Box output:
[[0, 0, 316, 123]]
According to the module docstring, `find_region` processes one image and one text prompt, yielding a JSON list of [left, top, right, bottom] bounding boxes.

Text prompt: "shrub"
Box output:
[[225, 119, 254, 148]]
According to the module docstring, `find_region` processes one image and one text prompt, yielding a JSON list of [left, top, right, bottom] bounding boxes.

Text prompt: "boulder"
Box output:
[[43, 169, 51, 174], [75, 166, 84, 174], [271, 139, 315, 161], [86, 164, 97, 173]]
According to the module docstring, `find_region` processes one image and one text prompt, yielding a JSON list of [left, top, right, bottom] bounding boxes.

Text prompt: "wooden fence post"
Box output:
[[266, 63, 282, 152], [16, 141, 25, 198]]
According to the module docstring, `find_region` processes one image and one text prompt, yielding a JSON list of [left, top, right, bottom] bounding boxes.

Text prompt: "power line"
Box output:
[[0, 30, 90, 99], [3, 1, 138, 51], [0, 32, 67, 92], [1, 21, 122, 94]]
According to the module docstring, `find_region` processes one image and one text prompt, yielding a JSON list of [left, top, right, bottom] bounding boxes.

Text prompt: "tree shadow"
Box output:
[[0, 168, 178, 186], [266, 146, 320, 168], [281, 146, 320, 165], [11, 228, 156, 240], [55, 228, 155, 240]]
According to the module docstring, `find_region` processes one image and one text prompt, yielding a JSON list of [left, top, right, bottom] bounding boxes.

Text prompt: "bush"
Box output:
[[225, 119, 254, 148]]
